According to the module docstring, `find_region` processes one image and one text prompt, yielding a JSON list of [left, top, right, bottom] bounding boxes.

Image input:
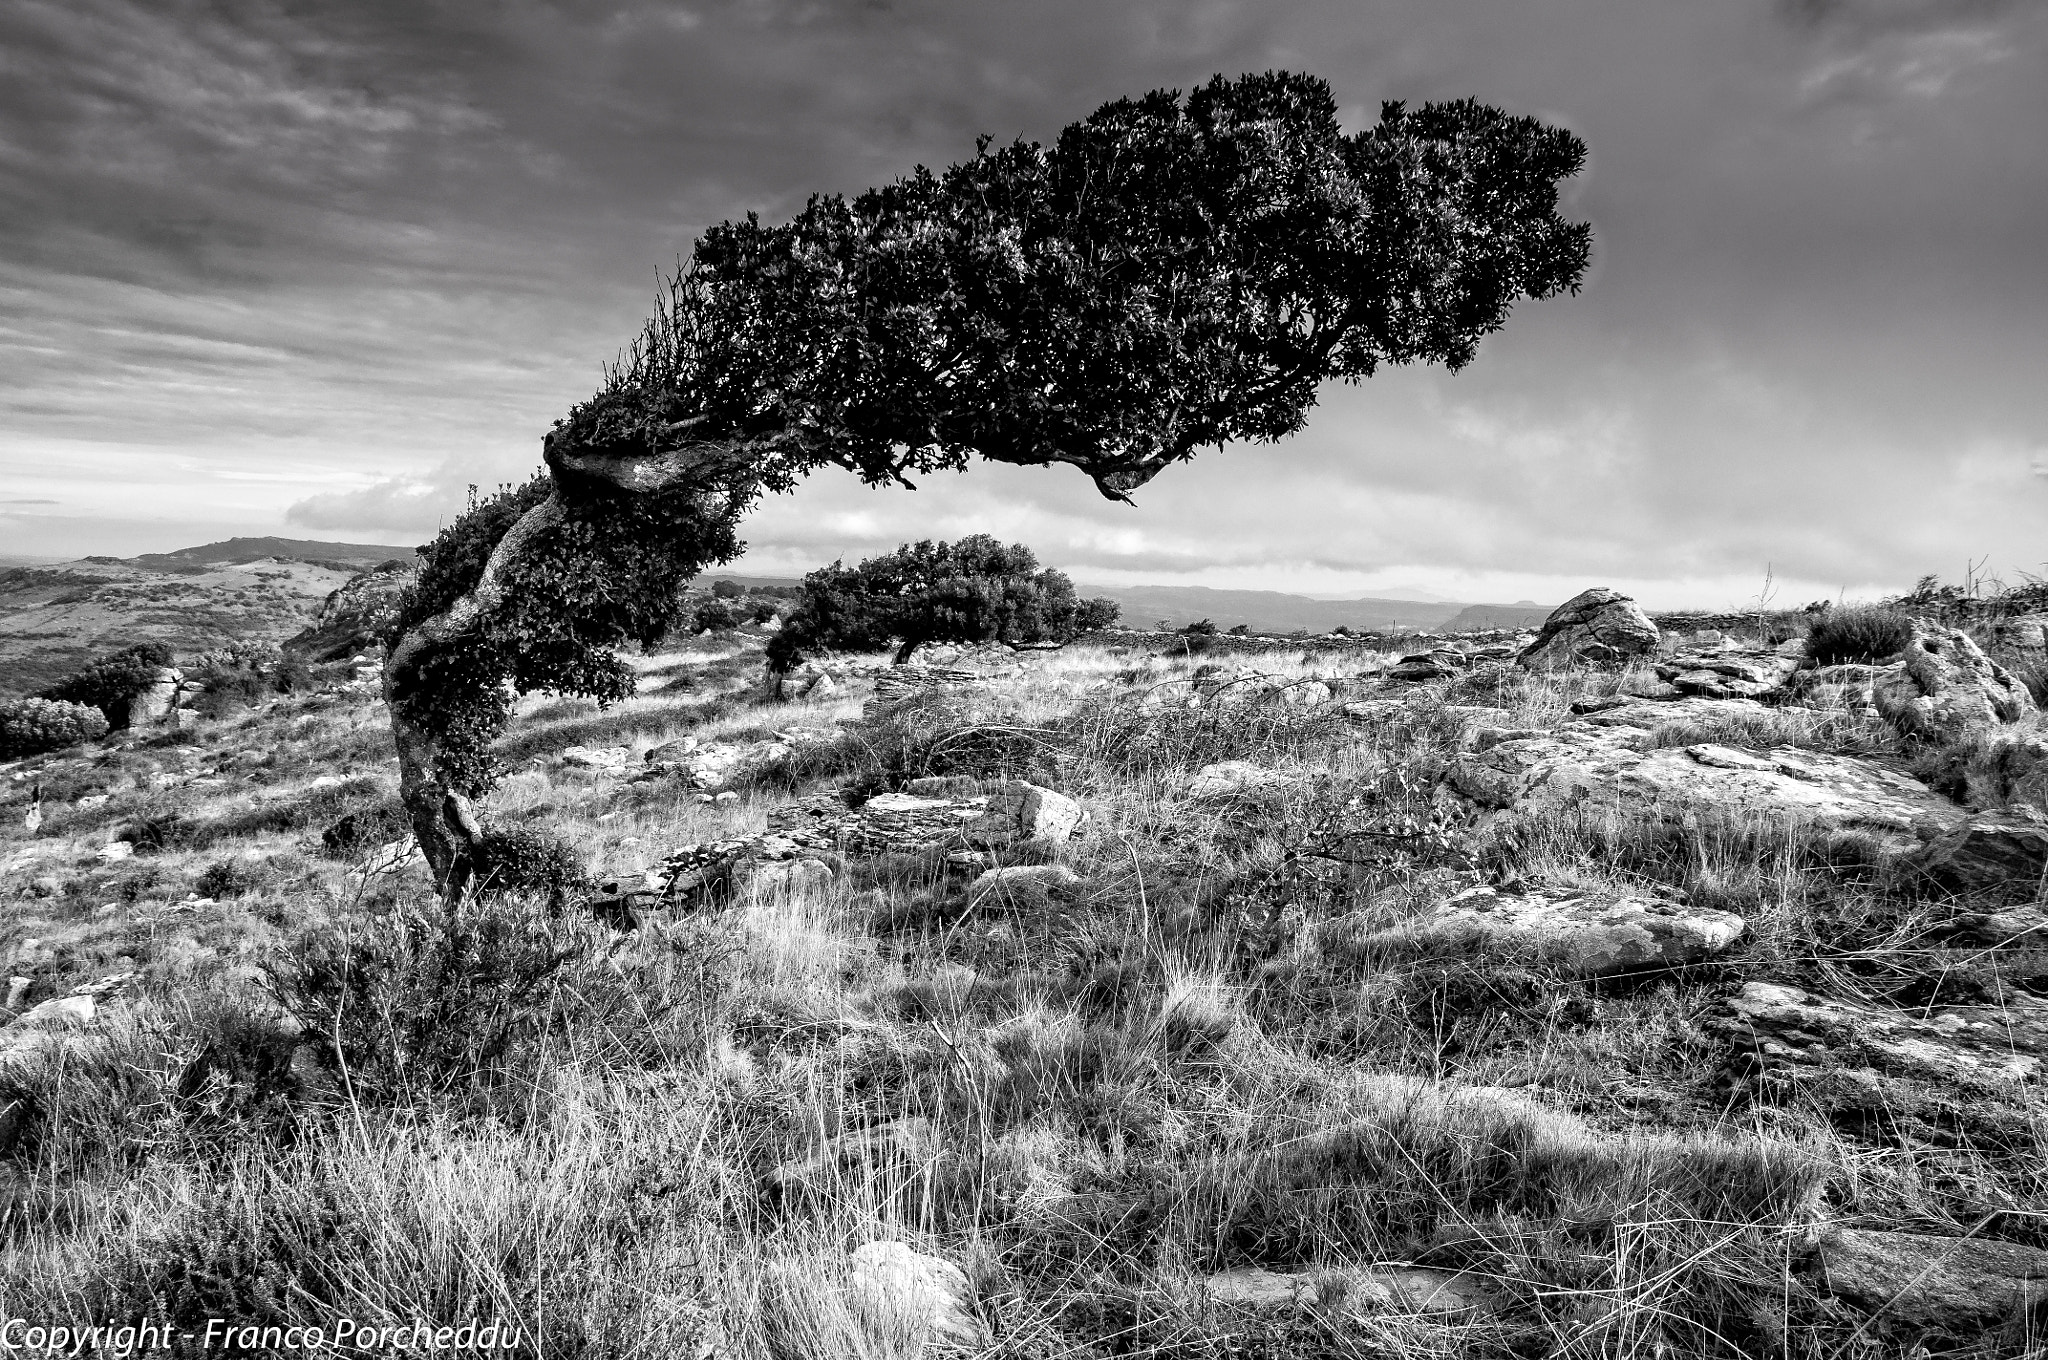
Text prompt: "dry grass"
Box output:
[[0, 631, 2037, 1356]]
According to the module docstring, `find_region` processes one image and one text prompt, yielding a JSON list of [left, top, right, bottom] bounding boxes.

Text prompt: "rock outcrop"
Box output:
[[1374, 884, 1745, 976], [1450, 703, 1961, 848], [1874, 622, 2036, 744], [1909, 812, 2048, 902], [1654, 640, 1807, 701], [1717, 980, 2048, 1087], [1517, 589, 1659, 671], [767, 780, 1084, 858], [1818, 1228, 2048, 1333]]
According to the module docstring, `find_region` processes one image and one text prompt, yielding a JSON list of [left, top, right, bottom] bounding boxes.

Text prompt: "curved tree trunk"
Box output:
[[383, 434, 761, 903], [383, 492, 568, 900]]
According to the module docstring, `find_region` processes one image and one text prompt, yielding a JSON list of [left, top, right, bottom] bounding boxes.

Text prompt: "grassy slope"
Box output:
[[0, 558, 360, 698], [0, 629, 2041, 1357]]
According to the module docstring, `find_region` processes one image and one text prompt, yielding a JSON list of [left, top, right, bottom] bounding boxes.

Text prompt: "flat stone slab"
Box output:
[[1206, 1264, 1501, 1318], [1717, 980, 2048, 1087], [1450, 703, 1961, 847], [1375, 885, 1744, 976], [769, 780, 1083, 855], [1818, 1228, 2048, 1333]]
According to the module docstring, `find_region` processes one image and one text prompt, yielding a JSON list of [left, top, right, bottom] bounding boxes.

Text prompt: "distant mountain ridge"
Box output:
[[128, 537, 411, 573]]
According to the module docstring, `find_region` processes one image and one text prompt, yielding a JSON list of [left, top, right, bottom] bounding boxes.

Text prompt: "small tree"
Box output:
[[768, 535, 1116, 666], [382, 72, 1591, 898]]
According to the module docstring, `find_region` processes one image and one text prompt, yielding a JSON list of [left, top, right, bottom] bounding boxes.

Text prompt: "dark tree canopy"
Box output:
[[386, 70, 1591, 898], [552, 73, 1589, 502], [768, 535, 1119, 668]]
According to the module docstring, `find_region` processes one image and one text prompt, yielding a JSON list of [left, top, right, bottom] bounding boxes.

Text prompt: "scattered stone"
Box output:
[[95, 842, 133, 864], [845, 1240, 987, 1350], [1817, 1227, 2048, 1333], [73, 793, 108, 811], [2, 979, 27, 1010], [1655, 641, 1806, 701], [1379, 884, 1744, 976], [679, 740, 791, 792], [1909, 812, 2048, 902], [1190, 761, 1300, 799], [659, 831, 837, 907], [1717, 980, 2048, 1087], [1875, 622, 2037, 744], [1517, 589, 1659, 671], [560, 744, 631, 771]]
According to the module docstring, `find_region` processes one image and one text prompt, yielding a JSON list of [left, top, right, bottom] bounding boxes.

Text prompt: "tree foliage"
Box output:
[[556, 73, 1590, 501], [768, 535, 1120, 667]]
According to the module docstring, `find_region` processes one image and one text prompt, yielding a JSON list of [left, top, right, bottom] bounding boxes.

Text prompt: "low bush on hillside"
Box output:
[[1806, 603, 1915, 664], [0, 697, 110, 756]]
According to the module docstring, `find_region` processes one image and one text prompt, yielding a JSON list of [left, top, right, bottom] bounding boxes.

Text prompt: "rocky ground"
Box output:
[[1, 595, 2047, 1357]]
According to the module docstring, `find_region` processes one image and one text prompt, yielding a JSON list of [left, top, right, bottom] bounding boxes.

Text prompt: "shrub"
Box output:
[[195, 859, 260, 900], [474, 827, 587, 903], [1227, 624, 1251, 636], [1179, 618, 1219, 637], [710, 578, 744, 599], [274, 895, 577, 1109], [1806, 604, 1914, 665], [37, 643, 175, 728], [0, 697, 110, 756], [768, 535, 1118, 668], [691, 598, 743, 632]]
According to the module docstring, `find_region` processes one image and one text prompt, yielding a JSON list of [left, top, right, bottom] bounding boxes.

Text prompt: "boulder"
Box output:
[[971, 864, 1083, 895], [966, 782, 1084, 847], [846, 1241, 986, 1350], [1517, 589, 1659, 671], [747, 857, 834, 895], [1378, 884, 1744, 976], [1716, 980, 2048, 1087], [1387, 654, 1460, 682], [126, 668, 181, 727], [1190, 761, 1300, 799], [1817, 1227, 2048, 1333], [1875, 622, 2036, 744], [1909, 812, 2048, 902]]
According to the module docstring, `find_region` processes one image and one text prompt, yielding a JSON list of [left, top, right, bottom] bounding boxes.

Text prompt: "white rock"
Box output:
[[971, 864, 1082, 895], [1190, 761, 1299, 799], [1389, 885, 1744, 975], [96, 841, 134, 864], [966, 782, 1084, 847], [846, 1241, 986, 1350]]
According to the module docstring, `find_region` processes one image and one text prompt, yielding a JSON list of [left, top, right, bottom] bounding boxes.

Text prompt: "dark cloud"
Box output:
[[4, 0, 2045, 606]]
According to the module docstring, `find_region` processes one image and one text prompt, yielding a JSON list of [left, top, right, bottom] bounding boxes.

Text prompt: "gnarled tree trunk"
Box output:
[[382, 433, 760, 902]]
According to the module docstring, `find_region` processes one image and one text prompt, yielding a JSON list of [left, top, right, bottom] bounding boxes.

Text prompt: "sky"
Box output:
[[2, 0, 2043, 609]]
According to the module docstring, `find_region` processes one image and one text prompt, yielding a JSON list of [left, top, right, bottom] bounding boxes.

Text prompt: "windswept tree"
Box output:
[[767, 535, 1119, 668], [384, 71, 1592, 898]]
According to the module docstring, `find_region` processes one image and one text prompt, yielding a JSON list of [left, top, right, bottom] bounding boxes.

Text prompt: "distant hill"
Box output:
[[130, 537, 412, 574], [1439, 602, 1555, 632], [1072, 584, 1551, 635]]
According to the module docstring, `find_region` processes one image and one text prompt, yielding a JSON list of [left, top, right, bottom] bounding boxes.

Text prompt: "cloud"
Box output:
[[0, 499, 59, 506], [286, 479, 458, 535]]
